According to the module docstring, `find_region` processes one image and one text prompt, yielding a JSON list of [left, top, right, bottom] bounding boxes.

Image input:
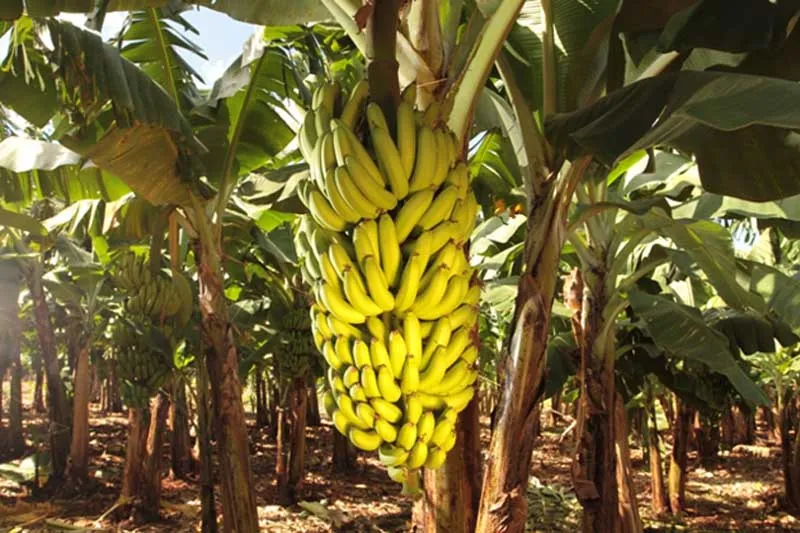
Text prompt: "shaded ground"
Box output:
[[1, 396, 799, 531]]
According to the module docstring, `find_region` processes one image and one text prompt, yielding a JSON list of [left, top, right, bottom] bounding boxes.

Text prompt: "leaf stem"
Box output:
[[367, 0, 401, 133]]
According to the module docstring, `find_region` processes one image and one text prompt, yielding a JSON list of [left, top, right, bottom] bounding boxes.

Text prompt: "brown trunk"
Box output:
[[732, 405, 755, 445], [475, 274, 553, 532], [306, 383, 321, 427], [197, 356, 218, 533], [550, 390, 562, 426], [255, 371, 269, 428], [668, 397, 693, 515], [109, 361, 123, 413], [140, 392, 170, 516], [646, 391, 668, 516], [615, 397, 642, 533], [67, 343, 91, 484], [721, 406, 735, 448], [693, 411, 720, 465], [6, 309, 24, 455], [170, 379, 195, 479], [276, 377, 308, 506], [268, 385, 280, 440], [332, 430, 357, 472], [195, 240, 258, 532], [414, 398, 482, 533], [33, 354, 45, 413], [765, 405, 781, 444], [658, 395, 674, 432], [122, 407, 149, 499], [28, 267, 71, 480]]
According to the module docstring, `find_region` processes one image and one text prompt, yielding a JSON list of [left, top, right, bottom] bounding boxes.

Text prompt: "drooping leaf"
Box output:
[[546, 71, 800, 201], [0, 207, 48, 235], [745, 260, 800, 330], [628, 290, 767, 405], [0, 137, 81, 172]]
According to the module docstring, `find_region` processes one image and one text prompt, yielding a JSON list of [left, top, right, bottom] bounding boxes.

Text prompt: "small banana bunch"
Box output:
[[276, 307, 317, 380], [113, 322, 172, 408], [294, 79, 481, 489], [114, 251, 193, 326]]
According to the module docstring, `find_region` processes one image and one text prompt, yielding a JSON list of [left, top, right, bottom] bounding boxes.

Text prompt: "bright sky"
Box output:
[[3, 7, 257, 89]]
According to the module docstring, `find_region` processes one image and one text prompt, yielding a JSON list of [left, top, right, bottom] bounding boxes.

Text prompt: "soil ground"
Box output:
[[1, 390, 799, 532]]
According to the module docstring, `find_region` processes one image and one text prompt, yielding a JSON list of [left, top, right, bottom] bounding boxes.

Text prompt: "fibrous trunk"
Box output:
[[197, 356, 218, 533], [7, 321, 25, 455], [28, 267, 71, 481], [615, 396, 642, 533], [196, 241, 258, 532], [332, 430, 357, 472], [67, 343, 91, 484], [276, 376, 308, 506], [170, 379, 195, 478], [414, 398, 481, 533], [668, 396, 693, 514], [646, 390, 668, 516]]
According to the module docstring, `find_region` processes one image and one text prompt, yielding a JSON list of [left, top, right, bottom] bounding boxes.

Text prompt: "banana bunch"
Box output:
[[295, 80, 481, 488], [115, 327, 172, 408], [121, 263, 192, 326], [276, 307, 317, 379], [113, 251, 152, 292]]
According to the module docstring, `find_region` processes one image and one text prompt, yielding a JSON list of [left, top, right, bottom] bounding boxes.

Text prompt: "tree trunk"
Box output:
[[28, 267, 71, 481], [67, 343, 91, 484], [33, 353, 45, 413], [109, 361, 123, 413], [615, 396, 642, 533], [7, 323, 25, 455], [668, 397, 693, 515], [170, 379, 194, 479], [195, 240, 258, 532], [140, 392, 170, 517], [721, 406, 735, 448], [693, 411, 720, 465], [658, 395, 674, 433], [197, 356, 218, 533], [332, 430, 357, 472], [781, 389, 800, 510], [306, 383, 321, 427], [414, 397, 482, 533], [122, 407, 149, 500], [255, 371, 268, 428], [276, 376, 308, 506], [550, 390, 562, 427], [268, 384, 280, 440], [647, 390, 668, 516]]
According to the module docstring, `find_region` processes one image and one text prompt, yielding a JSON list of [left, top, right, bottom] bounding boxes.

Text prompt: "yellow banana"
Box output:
[[425, 447, 447, 469], [464, 284, 480, 306], [319, 281, 366, 324], [405, 395, 423, 424], [400, 354, 420, 394], [371, 397, 403, 423], [428, 220, 459, 254], [401, 81, 417, 104], [328, 242, 357, 279], [429, 316, 453, 347], [442, 408, 459, 423], [369, 123, 409, 199], [343, 365, 361, 388], [308, 187, 347, 231], [360, 366, 381, 398], [299, 110, 318, 161], [331, 119, 385, 185], [323, 166, 361, 224], [367, 315, 387, 341], [396, 100, 416, 178], [404, 313, 423, 360], [345, 155, 397, 210], [363, 256, 395, 311], [417, 184, 460, 231], [408, 127, 437, 192], [332, 410, 351, 435], [327, 314, 366, 339], [361, 219, 381, 266], [334, 167, 380, 219], [370, 337, 392, 369], [445, 162, 469, 199], [375, 418, 398, 443], [395, 189, 434, 243], [343, 268, 383, 316], [313, 105, 332, 138], [336, 393, 370, 429], [420, 320, 435, 339], [417, 274, 470, 320], [352, 339, 372, 368], [394, 254, 423, 313], [449, 304, 478, 330], [355, 401, 377, 427], [404, 231, 432, 273], [322, 340, 343, 370], [379, 444, 409, 467], [349, 383, 368, 402], [441, 328, 473, 369], [454, 191, 479, 244], [442, 429, 457, 452], [349, 427, 383, 451], [328, 368, 346, 393], [387, 466, 408, 484], [378, 214, 402, 287], [396, 422, 418, 451], [322, 390, 337, 417], [410, 266, 450, 314], [388, 330, 407, 376], [443, 386, 475, 411], [420, 341, 439, 371], [352, 222, 376, 266], [430, 360, 468, 395], [418, 346, 449, 389], [318, 251, 342, 291], [340, 79, 369, 129], [312, 329, 325, 352], [430, 129, 452, 188], [416, 391, 446, 410], [455, 367, 479, 391], [417, 411, 435, 443], [314, 309, 333, 338], [377, 365, 402, 402], [407, 441, 429, 469]]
